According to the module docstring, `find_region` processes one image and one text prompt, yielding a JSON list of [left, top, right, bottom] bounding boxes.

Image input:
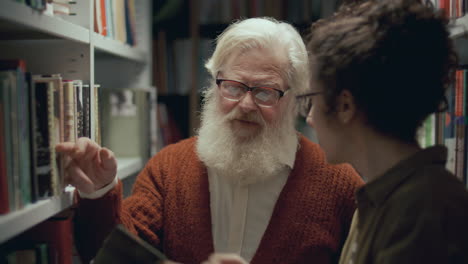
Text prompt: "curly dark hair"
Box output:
[[307, 0, 458, 143]]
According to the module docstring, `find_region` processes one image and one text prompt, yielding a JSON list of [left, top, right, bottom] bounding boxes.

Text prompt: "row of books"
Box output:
[[0, 59, 100, 215], [432, 0, 468, 18], [94, 0, 137, 46], [198, 0, 468, 25], [0, 215, 73, 264], [418, 69, 468, 187], [13, 0, 76, 16], [199, 0, 323, 24]]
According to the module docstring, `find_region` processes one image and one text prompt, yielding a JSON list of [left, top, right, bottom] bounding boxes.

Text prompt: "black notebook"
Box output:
[[93, 224, 167, 264]]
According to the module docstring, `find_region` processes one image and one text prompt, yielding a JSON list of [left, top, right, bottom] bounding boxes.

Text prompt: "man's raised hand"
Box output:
[[56, 137, 117, 194]]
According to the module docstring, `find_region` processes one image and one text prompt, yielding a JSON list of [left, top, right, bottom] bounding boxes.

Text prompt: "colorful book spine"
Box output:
[[63, 81, 76, 143], [33, 81, 54, 198]]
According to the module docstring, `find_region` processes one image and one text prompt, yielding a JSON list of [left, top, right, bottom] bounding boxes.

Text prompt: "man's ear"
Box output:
[[336, 90, 356, 124]]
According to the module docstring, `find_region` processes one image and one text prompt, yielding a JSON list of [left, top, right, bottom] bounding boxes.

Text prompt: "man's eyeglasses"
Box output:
[[216, 79, 289, 108], [296, 92, 324, 117]]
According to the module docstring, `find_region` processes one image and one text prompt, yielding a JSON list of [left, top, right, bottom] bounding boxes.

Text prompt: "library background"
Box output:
[[0, 0, 467, 263]]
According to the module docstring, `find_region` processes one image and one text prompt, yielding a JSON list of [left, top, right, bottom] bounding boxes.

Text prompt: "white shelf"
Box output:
[[0, 190, 75, 243], [116, 157, 143, 180], [451, 15, 468, 38], [0, 1, 89, 43], [0, 157, 142, 243], [92, 33, 147, 62]]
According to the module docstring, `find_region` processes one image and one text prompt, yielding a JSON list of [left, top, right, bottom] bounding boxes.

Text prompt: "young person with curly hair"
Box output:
[[299, 0, 468, 263]]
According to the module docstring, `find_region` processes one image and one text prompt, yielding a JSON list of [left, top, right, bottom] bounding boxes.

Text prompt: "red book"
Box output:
[[443, 0, 451, 18], [100, 0, 107, 36], [19, 216, 73, 264], [0, 59, 26, 72]]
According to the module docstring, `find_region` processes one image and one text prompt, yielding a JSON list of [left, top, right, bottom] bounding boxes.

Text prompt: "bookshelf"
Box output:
[[154, 0, 337, 144], [0, 157, 142, 245], [0, 0, 89, 43], [451, 14, 468, 38], [0, 190, 74, 244], [116, 157, 143, 180], [92, 32, 146, 62], [0, 0, 154, 261]]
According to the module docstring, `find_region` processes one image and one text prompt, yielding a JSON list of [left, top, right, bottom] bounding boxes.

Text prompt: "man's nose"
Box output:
[[238, 92, 258, 112]]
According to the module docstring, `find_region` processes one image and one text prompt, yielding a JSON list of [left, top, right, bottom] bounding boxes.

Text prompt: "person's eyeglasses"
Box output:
[[296, 92, 324, 117], [216, 78, 289, 108]]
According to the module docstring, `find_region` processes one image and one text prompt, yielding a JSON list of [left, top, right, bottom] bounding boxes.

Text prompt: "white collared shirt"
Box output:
[[208, 157, 294, 262]]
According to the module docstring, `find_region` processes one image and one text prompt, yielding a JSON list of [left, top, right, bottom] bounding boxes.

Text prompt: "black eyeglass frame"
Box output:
[[295, 91, 324, 99], [215, 78, 289, 107]]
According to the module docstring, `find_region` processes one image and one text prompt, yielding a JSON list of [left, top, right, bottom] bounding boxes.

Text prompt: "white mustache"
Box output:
[[224, 107, 265, 125]]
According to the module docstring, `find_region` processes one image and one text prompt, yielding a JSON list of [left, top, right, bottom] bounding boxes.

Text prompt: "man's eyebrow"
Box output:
[[254, 82, 281, 89]]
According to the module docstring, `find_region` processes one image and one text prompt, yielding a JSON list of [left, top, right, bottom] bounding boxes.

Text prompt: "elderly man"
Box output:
[[57, 17, 363, 264]]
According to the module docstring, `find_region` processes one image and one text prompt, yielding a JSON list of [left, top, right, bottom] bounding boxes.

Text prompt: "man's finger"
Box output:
[[100, 147, 117, 171], [66, 160, 95, 194], [56, 138, 101, 162], [77, 138, 100, 158], [55, 142, 76, 154]]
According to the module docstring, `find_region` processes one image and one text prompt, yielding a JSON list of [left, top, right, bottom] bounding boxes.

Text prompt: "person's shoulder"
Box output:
[[414, 165, 468, 207], [388, 164, 468, 219], [297, 135, 363, 187]]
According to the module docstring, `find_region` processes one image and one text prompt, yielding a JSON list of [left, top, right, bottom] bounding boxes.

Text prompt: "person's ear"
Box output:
[[336, 90, 356, 124]]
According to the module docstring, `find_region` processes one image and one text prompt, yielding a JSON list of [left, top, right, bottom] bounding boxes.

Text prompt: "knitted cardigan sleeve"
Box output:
[[74, 145, 172, 263]]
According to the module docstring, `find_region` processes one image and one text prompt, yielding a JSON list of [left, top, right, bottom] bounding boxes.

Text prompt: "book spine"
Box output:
[[17, 68, 32, 206], [35, 82, 53, 198], [53, 77, 65, 193], [9, 72, 22, 210], [105, 0, 114, 39], [27, 73, 39, 202], [74, 81, 84, 138], [63, 81, 76, 143], [0, 73, 15, 211], [83, 84, 91, 138], [0, 75, 9, 214], [94, 85, 101, 145]]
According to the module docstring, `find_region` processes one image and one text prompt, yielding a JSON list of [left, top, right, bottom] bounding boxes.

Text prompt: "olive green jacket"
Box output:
[[339, 146, 468, 264]]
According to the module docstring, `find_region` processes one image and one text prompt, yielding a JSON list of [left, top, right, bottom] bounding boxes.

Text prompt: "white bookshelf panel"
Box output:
[[451, 15, 468, 38], [95, 55, 146, 89], [116, 157, 143, 180], [92, 32, 146, 62], [0, 190, 75, 244], [0, 1, 89, 43], [0, 40, 91, 81]]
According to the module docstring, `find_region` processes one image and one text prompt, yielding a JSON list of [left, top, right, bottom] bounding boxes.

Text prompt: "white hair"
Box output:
[[197, 84, 298, 185], [205, 17, 310, 96]]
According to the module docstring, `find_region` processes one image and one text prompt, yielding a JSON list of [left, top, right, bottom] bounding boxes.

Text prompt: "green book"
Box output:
[[93, 225, 167, 264]]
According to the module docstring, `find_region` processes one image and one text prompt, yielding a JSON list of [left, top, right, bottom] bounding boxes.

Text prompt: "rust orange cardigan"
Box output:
[[74, 136, 363, 264]]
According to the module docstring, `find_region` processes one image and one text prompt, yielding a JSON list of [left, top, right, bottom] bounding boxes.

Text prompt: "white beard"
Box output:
[[196, 86, 299, 185]]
